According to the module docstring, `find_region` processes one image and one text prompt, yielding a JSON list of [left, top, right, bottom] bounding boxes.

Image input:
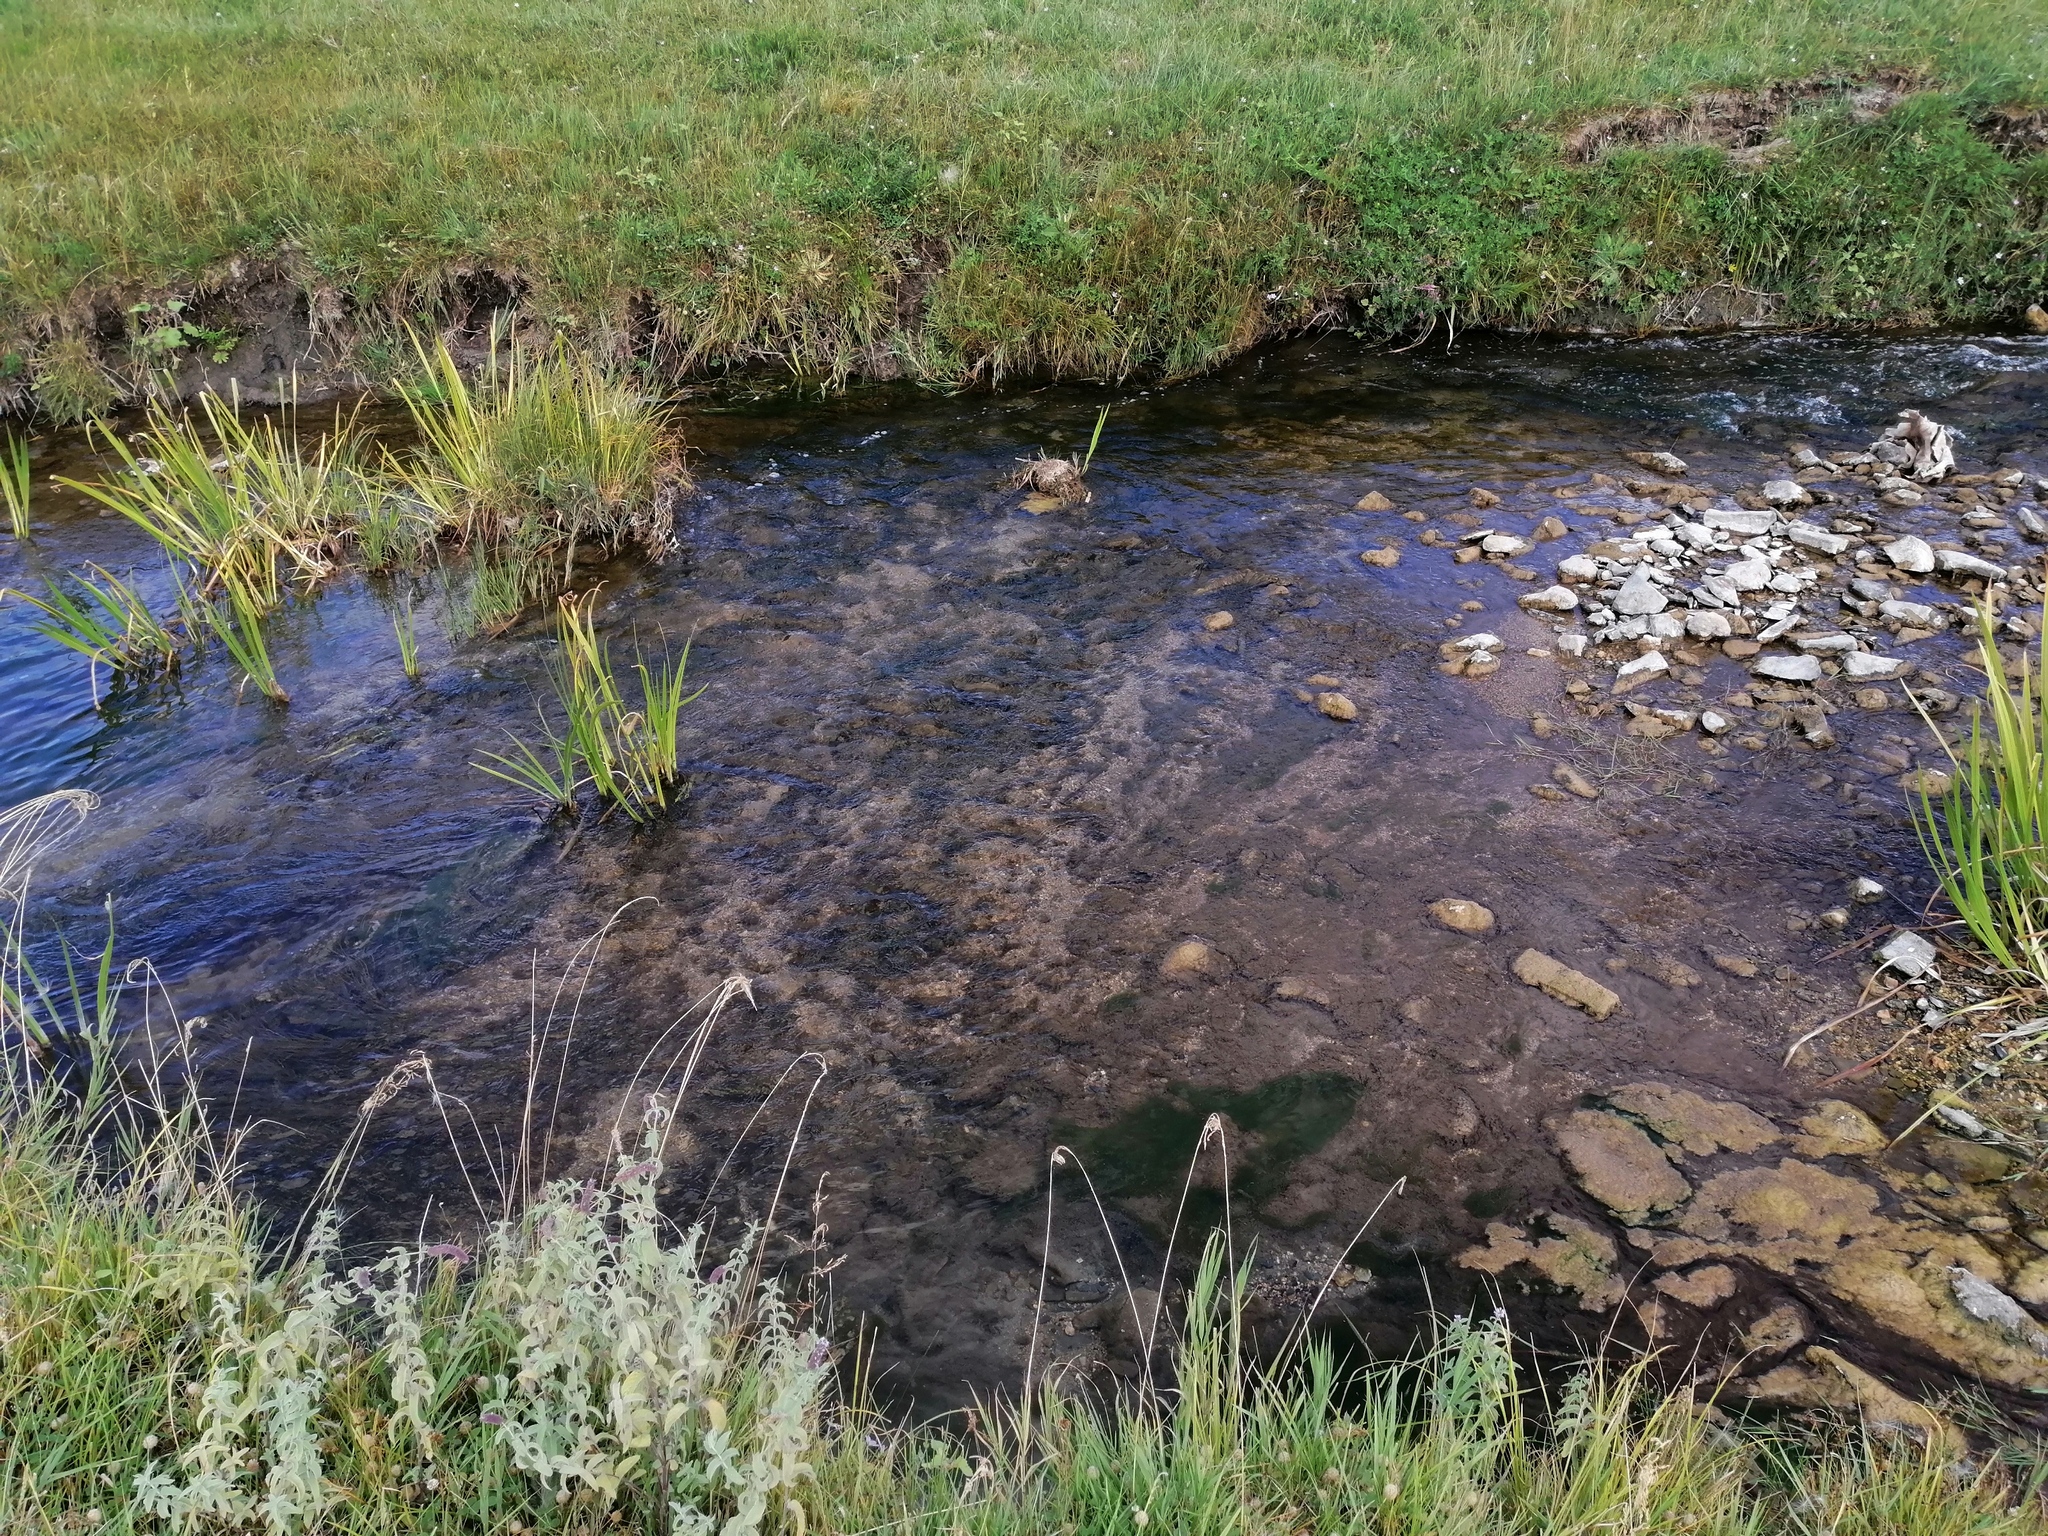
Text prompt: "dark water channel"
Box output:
[[4, 330, 2047, 1405]]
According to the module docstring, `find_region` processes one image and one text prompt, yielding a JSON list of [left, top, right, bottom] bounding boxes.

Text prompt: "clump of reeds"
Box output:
[[4, 564, 182, 705], [1913, 603, 2048, 983], [400, 336, 680, 582], [475, 589, 700, 820], [1005, 405, 1108, 507]]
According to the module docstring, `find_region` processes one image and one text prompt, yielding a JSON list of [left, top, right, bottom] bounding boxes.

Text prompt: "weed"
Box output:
[[391, 592, 421, 682], [207, 577, 289, 705], [2, 565, 182, 705]]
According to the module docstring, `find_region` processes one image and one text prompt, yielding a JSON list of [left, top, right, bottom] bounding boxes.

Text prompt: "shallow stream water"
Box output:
[[5, 330, 2047, 1405]]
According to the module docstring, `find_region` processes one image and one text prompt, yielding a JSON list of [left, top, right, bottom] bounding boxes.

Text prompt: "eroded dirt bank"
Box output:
[[8, 329, 2048, 1415]]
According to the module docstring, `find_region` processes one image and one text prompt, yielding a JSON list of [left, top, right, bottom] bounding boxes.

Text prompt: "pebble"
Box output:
[[1359, 547, 1401, 568], [1850, 876, 1886, 904], [1428, 898, 1496, 935], [1533, 514, 1568, 541], [1204, 610, 1235, 631], [1881, 486, 1925, 507], [1876, 930, 1938, 978], [1511, 949, 1621, 1019], [1482, 533, 1532, 556], [1161, 940, 1214, 977], [1684, 611, 1733, 640], [1557, 632, 1588, 657], [1316, 691, 1359, 722], [1752, 654, 1823, 682], [1612, 567, 1668, 615], [1854, 688, 1891, 710], [1884, 535, 1935, 572], [1936, 547, 2004, 581], [1724, 553, 1774, 591], [1699, 710, 1731, 735], [1354, 491, 1396, 511], [1518, 584, 1579, 612], [1898, 768, 1951, 795], [1470, 487, 1502, 508], [1711, 953, 1759, 979], [1841, 651, 1905, 680], [1786, 521, 1850, 556], [1629, 451, 1689, 474], [1763, 479, 1813, 506], [1879, 598, 1941, 627], [1612, 651, 1668, 692], [1703, 508, 1776, 536], [1558, 553, 1599, 580]]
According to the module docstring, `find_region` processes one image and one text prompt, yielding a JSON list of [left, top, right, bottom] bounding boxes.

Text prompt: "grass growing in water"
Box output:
[[4, 789, 2048, 1535], [0, 435, 29, 539], [475, 590, 701, 821], [3, 566, 182, 705], [391, 592, 422, 681], [1914, 605, 2048, 982]]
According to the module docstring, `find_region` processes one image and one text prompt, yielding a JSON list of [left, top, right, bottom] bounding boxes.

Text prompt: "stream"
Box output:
[[5, 329, 2048, 1409]]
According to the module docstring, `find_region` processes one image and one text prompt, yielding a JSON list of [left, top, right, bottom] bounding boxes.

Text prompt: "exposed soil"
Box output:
[[1563, 71, 1920, 163]]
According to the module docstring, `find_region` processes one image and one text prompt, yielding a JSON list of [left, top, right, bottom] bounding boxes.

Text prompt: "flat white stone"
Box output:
[[1614, 651, 1669, 684], [1786, 521, 1851, 556], [1518, 585, 1579, 612], [1752, 653, 1824, 682], [1763, 479, 1813, 506], [1937, 548, 2005, 581], [1842, 651, 1905, 679], [1703, 508, 1778, 536], [1684, 610, 1733, 640], [1612, 566, 1669, 616], [1724, 555, 1774, 591], [1884, 535, 1936, 573]]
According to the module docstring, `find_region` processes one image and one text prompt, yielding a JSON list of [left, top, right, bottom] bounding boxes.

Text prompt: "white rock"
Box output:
[[1724, 554, 1774, 591], [1792, 633, 1858, 654], [1677, 522, 1716, 550], [1877, 930, 1938, 978], [1653, 707, 1697, 731], [1850, 876, 1887, 904], [1699, 710, 1731, 735], [1451, 632, 1503, 651], [1684, 611, 1733, 640], [1767, 572, 1807, 595], [1752, 653, 1823, 682], [1648, 536, 1684, 558], [1948, 1268, 2048, 1353], [1482, 534, 1532, 556], [1841, 651, 1905, 679], [1884, 535, 1935, 573], [1612, 566, 1669, 616], [1613, 650, 1669, 685], [1697, 577, 1739, 607], [1518, 584, 1579, 612], [1786, 521, 1851, 556], [1879, 599, 1942, 627], [1755, 610, 1802, 643], [1558, 554, 1600, 581], [1646, 614, 1684, 640], [1763, 479, 1813, 507], [1882, 486, 1925, 507], [1631, 450, 1689, 474], [1703, 508, 1778, 536], [1937, 548, 2005, 581]]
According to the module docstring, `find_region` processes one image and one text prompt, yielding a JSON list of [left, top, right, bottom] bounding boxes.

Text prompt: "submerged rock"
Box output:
[[1602, 1082, 1779, 1156], [1512, 950, 1621, 1020], [1552, 1108, 1689, 1220], [1315, 691, 1359, 721], [1427, 897, 1496, 935], [1458, 1213, 1626, 1312]]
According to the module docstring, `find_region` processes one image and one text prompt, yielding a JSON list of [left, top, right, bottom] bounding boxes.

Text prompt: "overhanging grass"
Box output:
[[1, 0, 2044, 400]]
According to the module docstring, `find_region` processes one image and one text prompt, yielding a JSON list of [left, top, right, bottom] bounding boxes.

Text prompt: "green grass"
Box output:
[[0, 434, 29, 538], [6, 788, 2048, 1535], [1914, 605, 2048, 983], [1, 0, 2044, 403]]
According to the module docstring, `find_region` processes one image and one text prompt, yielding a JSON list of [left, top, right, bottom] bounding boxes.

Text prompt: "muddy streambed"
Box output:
[[6, 331, 2048, 1414]]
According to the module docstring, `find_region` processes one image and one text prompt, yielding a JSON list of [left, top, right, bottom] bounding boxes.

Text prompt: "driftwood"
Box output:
[[1870, 409, 1955, 483]]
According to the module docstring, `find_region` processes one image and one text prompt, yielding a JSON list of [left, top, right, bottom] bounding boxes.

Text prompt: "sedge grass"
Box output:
[[392, 592, 422, 681], [5, 788, 2048, 1535], [206, 576, 289, 705], [1913, 604, 2048, 983], [1, 565, 182, 706], [0, 435, 29, 539], [475, 590, 701, 821]]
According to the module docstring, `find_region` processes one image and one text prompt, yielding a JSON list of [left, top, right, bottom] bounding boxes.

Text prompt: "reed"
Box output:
[[2, 566, 182, 705], [391, 592, 422, 682], [1913, 605, 2048, 983], [0, 434, 29, 539], [206, 576, 289, 705], [474, 591, 700, 821]]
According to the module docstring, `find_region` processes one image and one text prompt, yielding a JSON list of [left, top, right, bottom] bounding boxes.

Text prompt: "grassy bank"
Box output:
[[3, 791, 2048, 1536], [1, 0, 2045, 411]]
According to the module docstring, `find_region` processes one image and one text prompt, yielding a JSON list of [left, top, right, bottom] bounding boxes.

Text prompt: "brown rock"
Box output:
[[1924, 1135, 2014, 1185], [1741, 1300, 1811, 1358], [2011, 1257, 2048, 1310], [1723, 639, 1762, 660], [1470, 487, 1502, 508], [1271, 977, 1335, 1010], [1359, 547, 1401, 568], [1513, 950, 1622, 1021], [1203, 610, 1235, 632], [1553, 1109, 1690, 1222], [1316, 691, 1359, 722], [1654, 1264, 1737, 1309], [1160, 940, 1214, 978], [1533, 514, 1568, 542], [1604, 1082, 1780, 1156], [1428, 897, 1496, 935], [1552, 764, 1600, 800], [1354, 491, 1396, 511], [2028, 303, 2048, 335], [1738, 1348, 1962, 1456], [1792, 1101, 1888, 1159], [1709, 953, 1758, 979]]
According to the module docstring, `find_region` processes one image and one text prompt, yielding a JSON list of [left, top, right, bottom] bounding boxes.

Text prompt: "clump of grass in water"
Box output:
[[400, 336, 679, 600], [476, 589, 701, 820], [390, 591, 421, 681], [1913, 602, 2048, 982], [2, 564, 182, 705]]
